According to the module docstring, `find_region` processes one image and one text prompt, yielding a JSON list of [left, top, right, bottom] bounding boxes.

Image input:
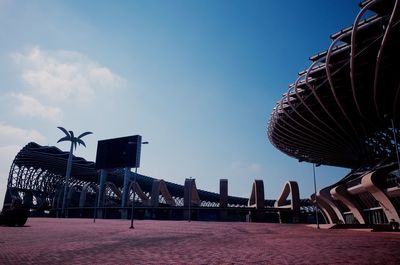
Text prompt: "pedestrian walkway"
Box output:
[[1, 218, 399, 264]]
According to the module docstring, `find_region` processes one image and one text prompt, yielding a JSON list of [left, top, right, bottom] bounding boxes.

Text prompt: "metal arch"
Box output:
[[284, 76, 346, 148], [373, 0, 400, 118], [66, 185, 82, 208], [4, 143, 315, 212], [294, 74, 354, 152], [350, 0, 383, 118], [275, 89, 344, 149], [269, 124, 342, 159], [268, 0, 400, 168], [325, 36, 364, 143], [79, 183, 98, 208], [292, 75, 355, 153], [270, 104, 339, 151], [305, 60, 360, 150]]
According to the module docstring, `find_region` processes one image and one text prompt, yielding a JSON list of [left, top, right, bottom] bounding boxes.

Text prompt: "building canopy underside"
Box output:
[[268, 0, 400, 169]]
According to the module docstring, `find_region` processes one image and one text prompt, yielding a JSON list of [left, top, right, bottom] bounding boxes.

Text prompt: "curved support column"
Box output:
[[184, 178, 200, 207], [274, 181, 300, 211], [248, 180, 264, 209], [361, 171, 400, 223], [151, 179, 176, 206], [275, 181, 300, 223], [311, 193, 332, 224], [104, 181, 122, 199], [317, 187, 344, 223], [330, 184, 366, 224], [128, 181, 150, 206]]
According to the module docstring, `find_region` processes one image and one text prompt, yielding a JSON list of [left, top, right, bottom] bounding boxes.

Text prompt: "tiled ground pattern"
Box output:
[[1, 218, 399, 264]]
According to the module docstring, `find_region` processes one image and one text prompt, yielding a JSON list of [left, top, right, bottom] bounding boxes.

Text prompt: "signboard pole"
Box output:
[[121, 167, 130, 219], [130, 167, 137, 229]]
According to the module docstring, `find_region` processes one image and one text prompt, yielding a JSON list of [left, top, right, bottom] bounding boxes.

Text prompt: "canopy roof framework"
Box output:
[[5, 142, 254, 209], [268, 0, 400, 168]]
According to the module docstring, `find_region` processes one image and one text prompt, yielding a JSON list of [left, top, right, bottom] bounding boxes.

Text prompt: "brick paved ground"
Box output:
[[1, 218, 400, 264]]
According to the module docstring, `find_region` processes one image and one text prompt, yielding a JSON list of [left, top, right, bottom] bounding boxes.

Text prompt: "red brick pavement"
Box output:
[[1, 218, 400, 264]]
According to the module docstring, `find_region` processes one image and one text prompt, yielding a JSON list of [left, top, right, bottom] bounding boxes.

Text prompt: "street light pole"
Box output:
[[313, 163, 320, 229]]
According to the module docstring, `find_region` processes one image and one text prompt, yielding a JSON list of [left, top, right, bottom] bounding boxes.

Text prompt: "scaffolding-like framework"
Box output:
[[268, 0, 400, 225], [268, 0, 400, 169]]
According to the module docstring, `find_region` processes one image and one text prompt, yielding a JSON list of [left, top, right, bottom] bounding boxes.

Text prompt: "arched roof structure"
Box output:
[[268, 0, 400, 168], [5, 142, 253, 208]]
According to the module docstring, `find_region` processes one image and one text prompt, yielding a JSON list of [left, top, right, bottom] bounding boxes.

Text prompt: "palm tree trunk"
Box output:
[[61, 143, 74, 218]]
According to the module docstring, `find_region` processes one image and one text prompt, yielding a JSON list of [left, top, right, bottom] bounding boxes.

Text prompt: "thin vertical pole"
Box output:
[[313, 164, 320, 229], [130, 168, 137, 229], [93, 171, 100, 223], [188, 177, 192, 222]]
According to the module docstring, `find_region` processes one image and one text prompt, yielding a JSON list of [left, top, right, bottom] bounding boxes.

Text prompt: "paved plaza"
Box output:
[[1, 218, 400, 264]]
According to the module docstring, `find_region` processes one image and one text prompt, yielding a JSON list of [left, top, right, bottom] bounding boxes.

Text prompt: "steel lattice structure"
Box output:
[[4, 142, 314, 219], [268, 0, 400, 168]]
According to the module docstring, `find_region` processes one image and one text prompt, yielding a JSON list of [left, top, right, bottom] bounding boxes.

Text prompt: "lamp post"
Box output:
[[313, 163, 320, 229], [57, 127, 92, 218], [130, 141, 148, 229]]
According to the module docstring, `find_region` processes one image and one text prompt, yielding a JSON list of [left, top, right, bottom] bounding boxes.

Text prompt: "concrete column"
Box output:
[[361, 171, 400, 223], [97, 169, 107, 219], [275, 181, 300, 223], [248, 180, 264, 209], [330, 184, 366, 224], [121, 167, 130, 219], [219, 179, 228, 208], [248, 180, 265, 222], [317, 187, 344, 223]]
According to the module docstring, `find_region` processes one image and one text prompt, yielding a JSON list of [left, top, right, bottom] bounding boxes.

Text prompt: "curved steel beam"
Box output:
[[350, 0, 383, 118], [373, 0, 400, 118]]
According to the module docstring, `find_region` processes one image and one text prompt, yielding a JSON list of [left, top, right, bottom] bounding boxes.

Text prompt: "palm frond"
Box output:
[[57, 127, 70, 137], [57, 136, 71, 143], [78, 131, 93, 139], [76, 138, 86, 147], [69, 131, 74, 139], [73, 140, 78, 150]]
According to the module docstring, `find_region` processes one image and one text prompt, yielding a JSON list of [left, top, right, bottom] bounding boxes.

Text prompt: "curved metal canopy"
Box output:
[[268, 0, 400, 168]]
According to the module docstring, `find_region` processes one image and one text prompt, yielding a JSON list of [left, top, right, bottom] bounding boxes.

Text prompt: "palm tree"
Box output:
[[57, 127, 92, 217]]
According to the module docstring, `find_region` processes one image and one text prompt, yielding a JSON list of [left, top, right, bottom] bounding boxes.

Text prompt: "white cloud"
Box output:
[[0, 122, 46, 145], [11, 93, 63, 122], [12, 47, 125, 103]]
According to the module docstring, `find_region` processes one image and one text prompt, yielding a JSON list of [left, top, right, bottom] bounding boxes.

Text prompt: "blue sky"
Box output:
[[0, 0, 361, 205]]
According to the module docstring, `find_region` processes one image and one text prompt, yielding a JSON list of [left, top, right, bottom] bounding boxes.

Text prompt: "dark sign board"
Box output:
[[95, 135, 142, 170]]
